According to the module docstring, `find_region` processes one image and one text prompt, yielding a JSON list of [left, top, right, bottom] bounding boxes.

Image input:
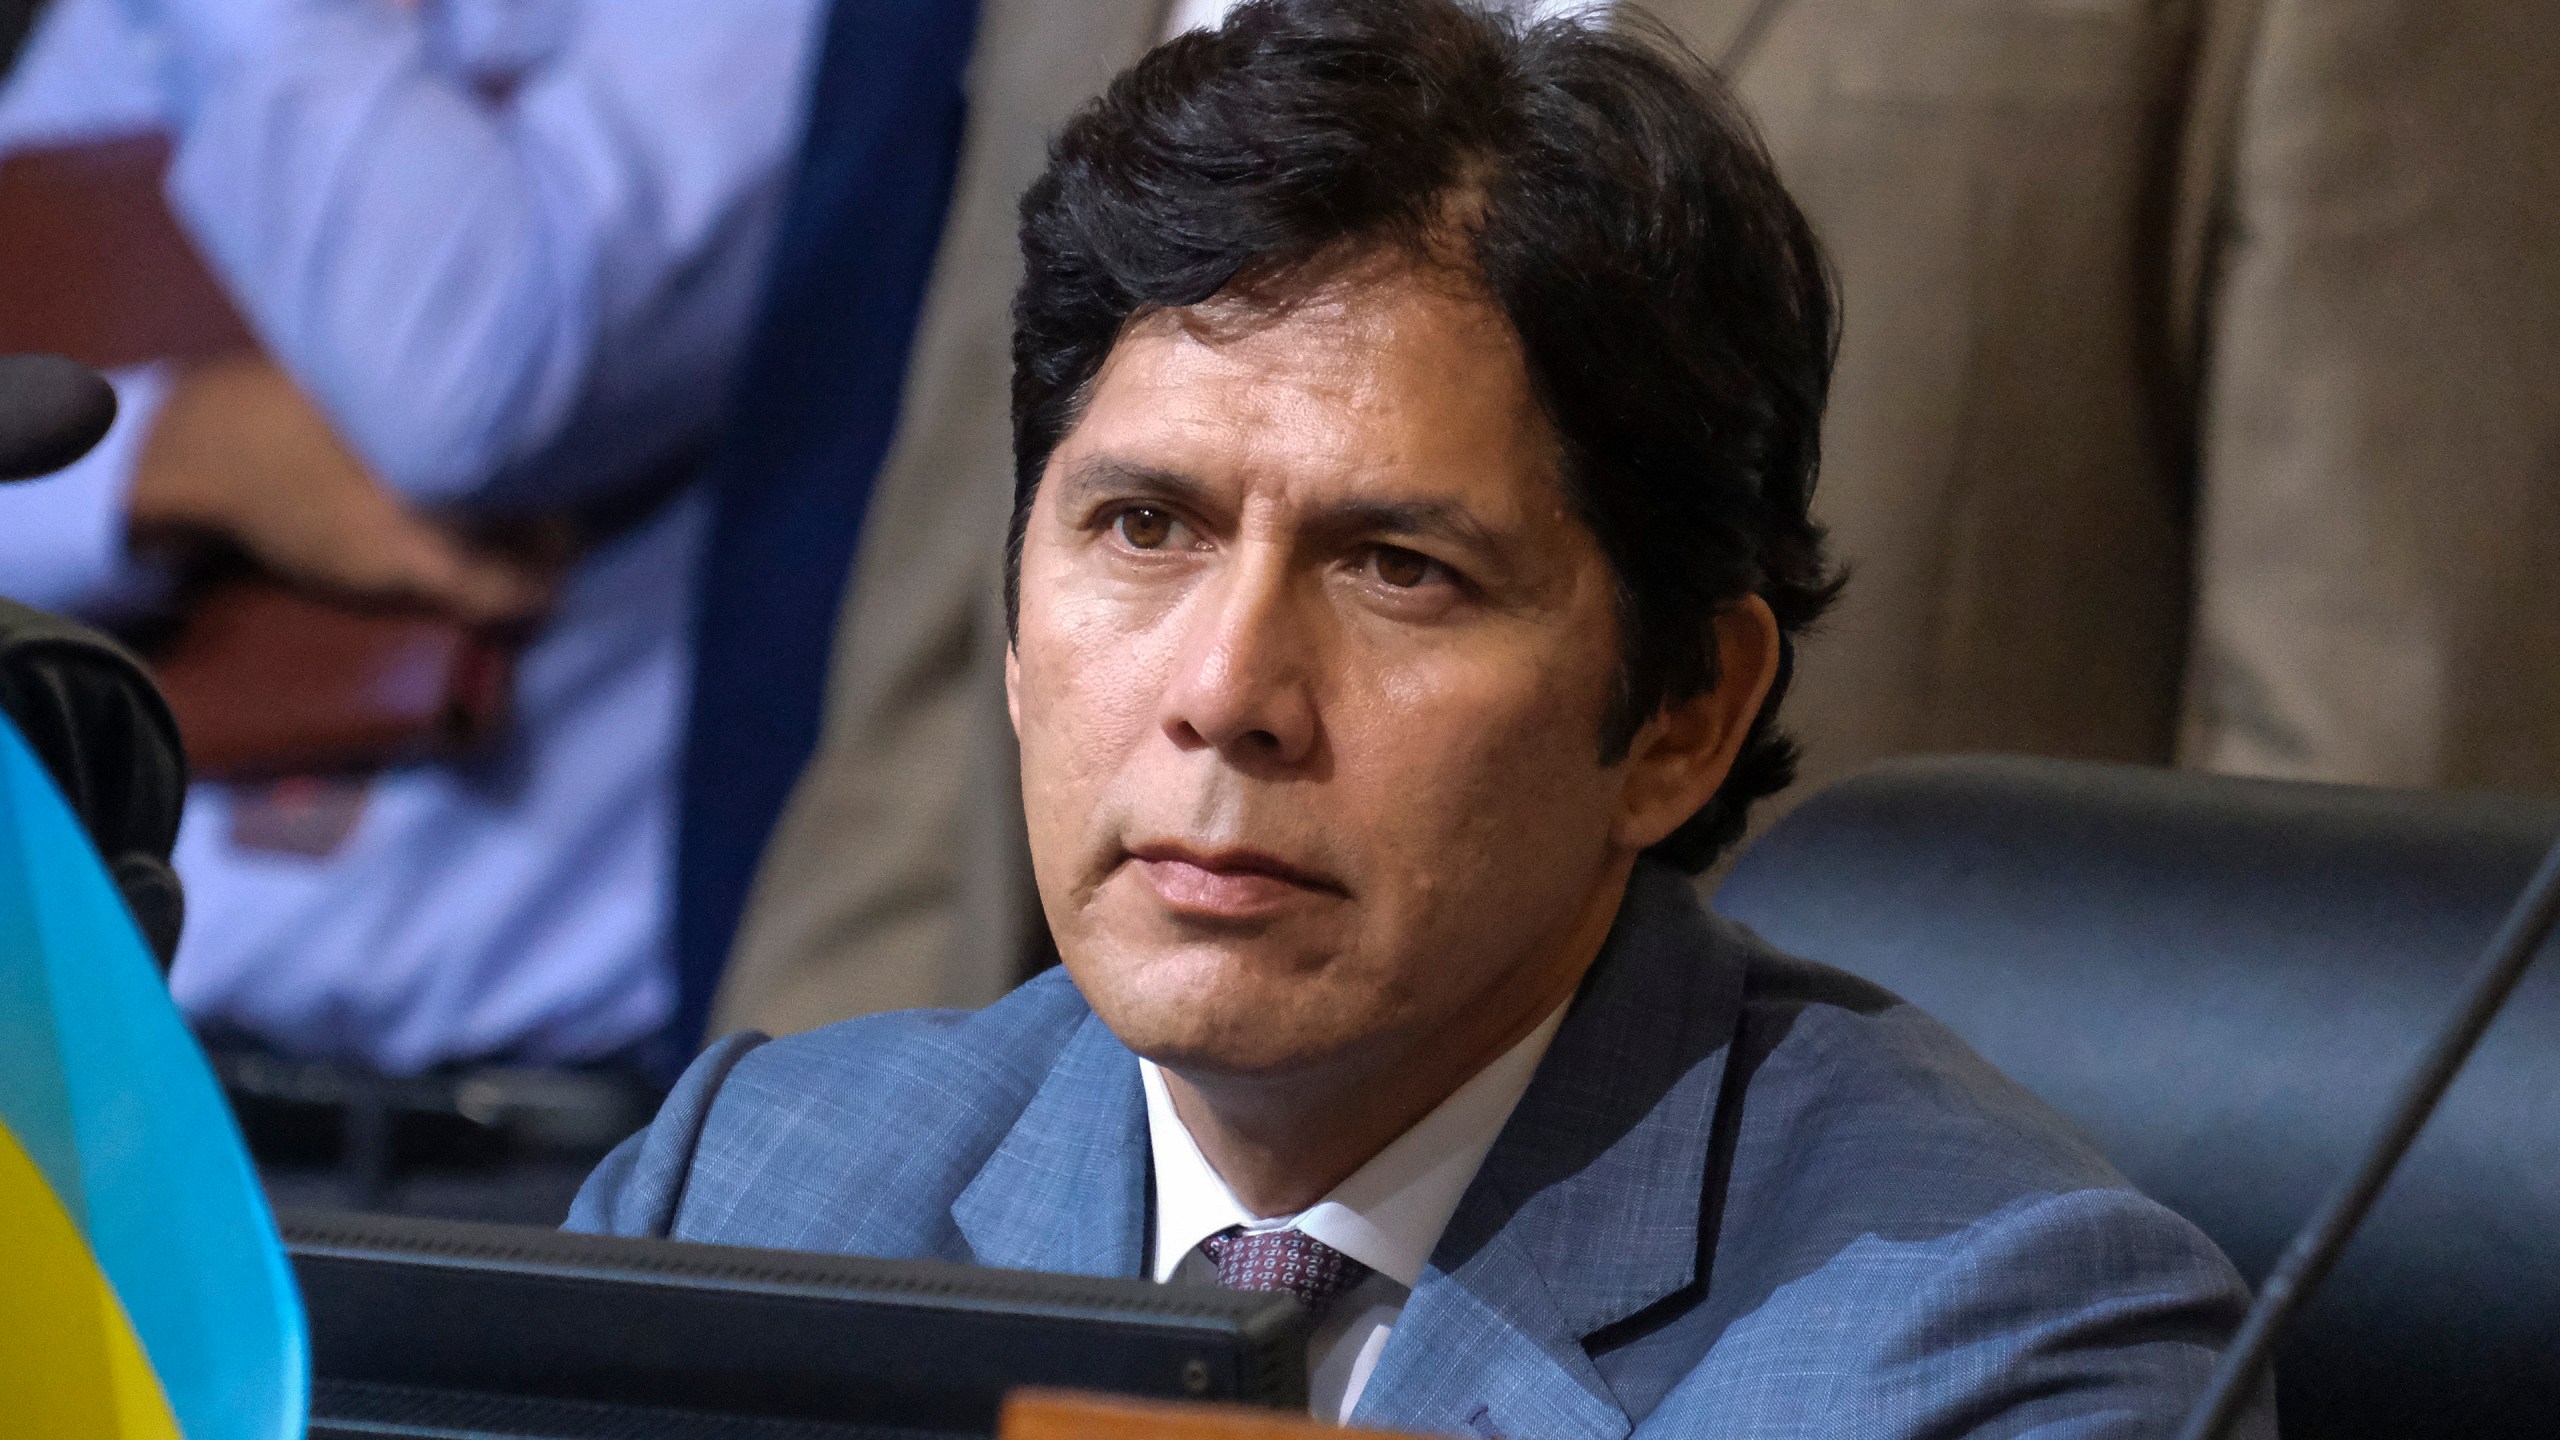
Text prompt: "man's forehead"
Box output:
[[1119, 257, 1514, 391], [1063, 271, 1565, 531]]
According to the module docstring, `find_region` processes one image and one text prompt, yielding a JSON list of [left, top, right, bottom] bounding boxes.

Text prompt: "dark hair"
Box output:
[[1008, 0, 1841, 870]]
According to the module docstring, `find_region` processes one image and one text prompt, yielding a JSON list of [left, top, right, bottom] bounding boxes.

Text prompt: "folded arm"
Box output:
[[122, 0, 824, 507]]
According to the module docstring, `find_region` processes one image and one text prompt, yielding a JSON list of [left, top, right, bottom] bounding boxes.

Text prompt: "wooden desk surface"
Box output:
[[1003, 1389, 1422, 1440]]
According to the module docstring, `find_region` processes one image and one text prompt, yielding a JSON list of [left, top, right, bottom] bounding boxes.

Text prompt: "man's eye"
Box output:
[[1114, 507, 1177, 550], [1367, 545, 1442, 589]]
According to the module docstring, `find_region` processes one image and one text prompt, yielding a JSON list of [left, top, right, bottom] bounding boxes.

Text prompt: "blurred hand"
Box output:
[[128, 354, 554, 624]]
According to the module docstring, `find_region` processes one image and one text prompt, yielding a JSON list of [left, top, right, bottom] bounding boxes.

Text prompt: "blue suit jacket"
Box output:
[[571, 864, 2274, 1439]]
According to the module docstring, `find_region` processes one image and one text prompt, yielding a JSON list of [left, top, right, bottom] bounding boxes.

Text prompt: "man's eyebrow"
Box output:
[[1055, 456, 1211, 508], [1309, 497, 1506, 556], [1056, 455, 1509, 554]]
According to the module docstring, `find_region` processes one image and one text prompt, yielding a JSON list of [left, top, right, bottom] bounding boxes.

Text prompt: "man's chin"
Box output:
[[1126, 1027, 1366, 1087], [1067, 959, 1369, 1082]]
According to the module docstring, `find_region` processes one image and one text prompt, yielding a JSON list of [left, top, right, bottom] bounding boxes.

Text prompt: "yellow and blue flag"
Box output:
[[0, 713, 305, 1439]]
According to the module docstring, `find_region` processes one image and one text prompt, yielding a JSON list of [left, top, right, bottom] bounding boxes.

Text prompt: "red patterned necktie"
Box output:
[[1200, 1226, 1372, 1316]]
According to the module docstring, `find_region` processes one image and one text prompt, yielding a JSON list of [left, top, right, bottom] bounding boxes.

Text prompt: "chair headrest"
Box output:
[[0, 597, 187, 967], [1717, 755, 2560, 1440]]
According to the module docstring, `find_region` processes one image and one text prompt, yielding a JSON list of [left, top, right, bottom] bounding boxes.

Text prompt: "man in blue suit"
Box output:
[[574, 2, 2272, 1434]]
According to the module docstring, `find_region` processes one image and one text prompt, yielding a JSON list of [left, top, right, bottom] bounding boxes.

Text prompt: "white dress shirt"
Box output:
[[1142, 1002, 1567, 1423]]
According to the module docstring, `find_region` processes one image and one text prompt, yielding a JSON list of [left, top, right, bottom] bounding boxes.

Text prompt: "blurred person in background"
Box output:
[[0, 0, 823, 1076], [1679, 0, 2560, 809]]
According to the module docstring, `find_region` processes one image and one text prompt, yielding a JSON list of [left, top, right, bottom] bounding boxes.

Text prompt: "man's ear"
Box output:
[[1004, 642, 1022, 738], [1612, 595, 1782, 853]]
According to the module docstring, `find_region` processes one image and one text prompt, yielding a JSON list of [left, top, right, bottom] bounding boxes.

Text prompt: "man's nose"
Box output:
[[1158, 556, 1319, 768]]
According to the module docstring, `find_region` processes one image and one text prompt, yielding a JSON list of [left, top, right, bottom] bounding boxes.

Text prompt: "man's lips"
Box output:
[[1122, 841, 1346, 919]]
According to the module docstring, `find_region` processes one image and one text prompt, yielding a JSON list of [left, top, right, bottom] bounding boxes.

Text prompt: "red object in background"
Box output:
[[151, 577, 515, 781], [2, 134, 521, 779], [225, 774, 374, 858], [0, 132, 256, 366]]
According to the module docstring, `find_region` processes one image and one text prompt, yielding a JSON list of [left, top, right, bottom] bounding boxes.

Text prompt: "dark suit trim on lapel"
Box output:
[[1579, 988, 1763, 1356], [1352, 864, 1751, 1440], [1472, 864, 1749, 1336]]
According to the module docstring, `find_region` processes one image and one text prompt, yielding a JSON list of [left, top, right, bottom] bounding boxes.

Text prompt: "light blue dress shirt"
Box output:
[[0, 0, 824, 1072]]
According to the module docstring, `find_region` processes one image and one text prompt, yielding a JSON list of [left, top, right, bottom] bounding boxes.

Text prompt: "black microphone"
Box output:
[[0, 353, 119, 482], [2177, 830, 2560, 1439], [2, 0, 45, 82]]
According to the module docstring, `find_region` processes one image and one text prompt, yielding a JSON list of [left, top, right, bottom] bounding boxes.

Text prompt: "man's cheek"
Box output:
[[1402, 715, 1587, 884], [1024, 605, 1149, 744], [1075, 614, 1186, 737]]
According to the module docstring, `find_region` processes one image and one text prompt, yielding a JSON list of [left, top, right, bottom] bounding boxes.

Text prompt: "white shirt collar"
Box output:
[[1141, 1001, 1568, 1288]]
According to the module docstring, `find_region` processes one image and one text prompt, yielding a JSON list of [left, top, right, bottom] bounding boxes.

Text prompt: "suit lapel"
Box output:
[[951, 1009, 1151, 1277], [1355, 1223, 1631, 1440], [1354, 865, 1749, 1440]]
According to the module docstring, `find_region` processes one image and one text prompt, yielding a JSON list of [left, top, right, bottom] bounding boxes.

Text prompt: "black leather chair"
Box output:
[[0, 594, 187, 966], [1716, 755, 2560, 1440]]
